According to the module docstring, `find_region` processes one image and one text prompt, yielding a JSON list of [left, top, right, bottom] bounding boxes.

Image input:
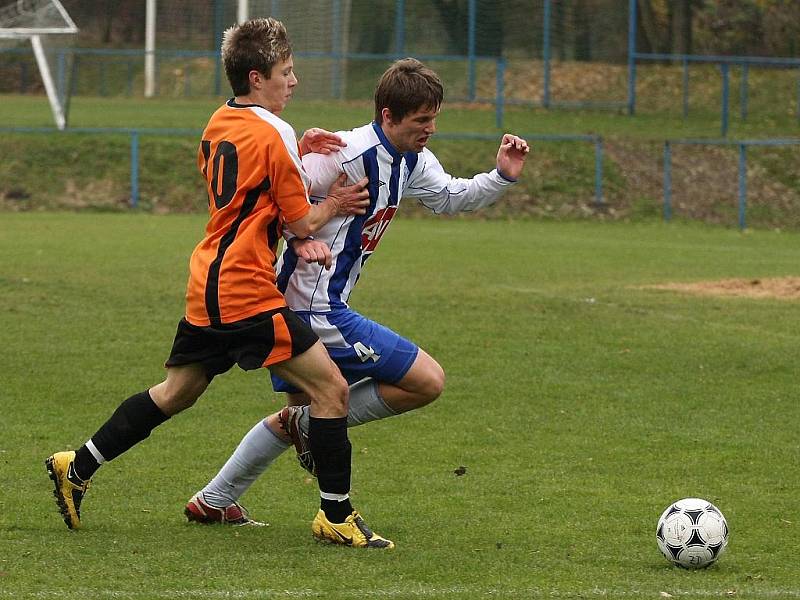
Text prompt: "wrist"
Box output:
[[290, 236, 314, 251], [496, 167, 517, 183]]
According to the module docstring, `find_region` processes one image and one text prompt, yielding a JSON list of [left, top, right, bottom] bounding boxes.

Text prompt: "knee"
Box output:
[[150, 379, 204, 416], [329, 372, 350, 413], [419, 362, 445, 406], [157, 391, 198, 416], [310, 370, 349, 417]]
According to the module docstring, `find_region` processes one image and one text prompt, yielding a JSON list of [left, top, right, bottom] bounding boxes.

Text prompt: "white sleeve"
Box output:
[[302, 151, 346, 203], [404, 148, 516, 215], [281, 150, 346, 242]]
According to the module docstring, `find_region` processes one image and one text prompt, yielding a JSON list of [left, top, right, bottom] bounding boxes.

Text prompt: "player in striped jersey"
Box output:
[[46, 17, 394, 548], [187, 58, 529, 529]]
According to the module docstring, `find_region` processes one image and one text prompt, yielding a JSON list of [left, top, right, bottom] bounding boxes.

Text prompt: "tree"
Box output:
[[669, 0, 693, 55], [429, 0, 504, 56], [636, 0, 667, 54]]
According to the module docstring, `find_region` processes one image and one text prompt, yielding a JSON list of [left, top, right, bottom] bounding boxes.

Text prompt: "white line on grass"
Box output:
[[6, 588, 800, 599]]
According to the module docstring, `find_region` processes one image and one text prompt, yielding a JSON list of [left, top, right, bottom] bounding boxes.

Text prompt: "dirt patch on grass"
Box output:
[[646, 277, 800, 300]]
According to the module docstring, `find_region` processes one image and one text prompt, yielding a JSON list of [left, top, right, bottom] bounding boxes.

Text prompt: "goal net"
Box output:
[[0, 0, 78, 129]]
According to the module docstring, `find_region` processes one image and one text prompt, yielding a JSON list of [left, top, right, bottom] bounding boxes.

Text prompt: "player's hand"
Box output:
[[495, 134, 530, 181], [325, 173, 370, 216], [300, 128, 346, 155], [291, 238, 333, 270]]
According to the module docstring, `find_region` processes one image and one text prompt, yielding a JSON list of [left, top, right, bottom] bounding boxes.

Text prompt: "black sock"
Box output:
[[321, 497, 354, 523], [73, 446, 99, 482], [74, 390, 169, 480], [309, 415, 353, 522]]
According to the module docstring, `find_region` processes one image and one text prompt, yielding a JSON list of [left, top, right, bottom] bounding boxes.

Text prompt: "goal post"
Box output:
[[0, 0, 78, 129]]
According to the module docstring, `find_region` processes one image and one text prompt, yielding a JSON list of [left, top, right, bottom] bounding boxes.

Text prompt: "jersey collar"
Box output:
[[227, 97, 268, 110], [371, 121, 402, 162]]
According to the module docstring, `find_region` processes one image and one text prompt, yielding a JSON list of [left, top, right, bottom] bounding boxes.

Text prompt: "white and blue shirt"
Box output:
[[276, 122, 516, 314]]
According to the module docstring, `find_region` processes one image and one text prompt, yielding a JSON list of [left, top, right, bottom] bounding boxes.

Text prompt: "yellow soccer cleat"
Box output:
[[311, 510, 394, 549], [45, 451, 90, 530]]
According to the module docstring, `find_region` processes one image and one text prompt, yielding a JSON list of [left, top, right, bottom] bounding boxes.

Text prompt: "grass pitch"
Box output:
[[1, 213, 799, 599]]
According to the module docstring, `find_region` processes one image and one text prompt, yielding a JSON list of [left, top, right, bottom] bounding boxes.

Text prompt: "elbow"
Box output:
[[285, 219, 314, 239]]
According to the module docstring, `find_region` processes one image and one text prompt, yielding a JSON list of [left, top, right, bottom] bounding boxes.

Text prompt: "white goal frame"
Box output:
[[0, 0, 78, 129]]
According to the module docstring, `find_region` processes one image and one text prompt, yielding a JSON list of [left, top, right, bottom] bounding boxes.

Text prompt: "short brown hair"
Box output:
[[374, 58, 444, 124], [221, 18, 292, 96]]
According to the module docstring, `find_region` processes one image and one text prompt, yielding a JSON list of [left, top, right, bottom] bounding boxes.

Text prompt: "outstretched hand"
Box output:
[[495, 134, 530, 181], [325, 173, 370, 216], [300, 128, 347, 155]]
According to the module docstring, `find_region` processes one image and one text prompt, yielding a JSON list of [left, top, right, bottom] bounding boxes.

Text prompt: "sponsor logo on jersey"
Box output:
[[361, 206, 397, 252]]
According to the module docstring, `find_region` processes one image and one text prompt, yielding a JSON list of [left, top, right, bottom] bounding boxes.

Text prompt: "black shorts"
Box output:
[[165, 307, 318, 381]]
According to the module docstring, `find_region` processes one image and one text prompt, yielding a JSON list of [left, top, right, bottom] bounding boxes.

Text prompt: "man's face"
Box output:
[[259, 56, 297, 114], [381, 105, 439, 153]]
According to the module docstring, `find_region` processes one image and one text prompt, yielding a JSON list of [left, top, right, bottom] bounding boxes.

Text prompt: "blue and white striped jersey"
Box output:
[[276, 121, 515, 313]]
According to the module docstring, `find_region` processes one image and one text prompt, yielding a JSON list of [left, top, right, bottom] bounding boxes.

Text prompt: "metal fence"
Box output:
[[3, 0, 800, 130]]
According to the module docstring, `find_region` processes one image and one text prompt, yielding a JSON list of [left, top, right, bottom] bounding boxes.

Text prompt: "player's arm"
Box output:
[[285, 174, 370, 238], [405, 134, 530, 215], [284, 133, 369, 239]]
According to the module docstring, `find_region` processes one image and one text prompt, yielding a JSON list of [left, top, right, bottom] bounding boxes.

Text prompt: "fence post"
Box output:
[[738, 143, 747, 230], [721, 63, 730, 137], [663, 141, 672, 222], [467, 0, 477, 101], [594, 136, 604, 206], [130, 131, 140, 208], [144, 0, 156, 98], [495, 57, 505, 129], [627, 0, 637, 115], [213, 0, 224, 96], [740, 64, 749, 121], [542, 0, 551, 109], [394, 0, 405, 55], [331, 0, 342, 98], [682, 58, 689, 119]]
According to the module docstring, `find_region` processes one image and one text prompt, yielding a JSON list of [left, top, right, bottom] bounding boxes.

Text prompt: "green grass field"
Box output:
[[1, 213, 799, 599]]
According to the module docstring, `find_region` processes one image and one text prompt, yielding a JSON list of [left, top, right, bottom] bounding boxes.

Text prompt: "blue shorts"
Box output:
[[271, 309, 419, 393]]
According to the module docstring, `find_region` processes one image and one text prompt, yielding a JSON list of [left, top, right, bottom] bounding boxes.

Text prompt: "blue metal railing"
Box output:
[[626, 0, 800, 130], [0, 127, 603, 210], [634, 53, 800, 136], [1, 46, 510, 125], [663, 138, 800, 229]]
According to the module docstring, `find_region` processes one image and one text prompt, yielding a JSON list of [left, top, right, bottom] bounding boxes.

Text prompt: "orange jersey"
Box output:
[[185, 100, 311, 326]]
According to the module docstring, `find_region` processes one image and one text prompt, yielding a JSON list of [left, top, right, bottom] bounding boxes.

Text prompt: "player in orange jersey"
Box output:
[[184, 58, 528, 531], [45, 17, 393, 549]]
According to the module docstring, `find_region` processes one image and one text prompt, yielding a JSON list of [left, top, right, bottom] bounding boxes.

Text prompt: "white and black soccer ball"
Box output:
[[656, 497, 729, 569]]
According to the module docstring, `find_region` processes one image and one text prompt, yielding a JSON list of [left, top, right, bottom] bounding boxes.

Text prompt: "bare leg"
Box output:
[[270, 341, 354, 522], [149, 363, 209, 416]]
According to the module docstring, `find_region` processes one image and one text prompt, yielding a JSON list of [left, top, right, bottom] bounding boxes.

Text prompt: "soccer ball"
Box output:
[[656, 498, 729, 569]]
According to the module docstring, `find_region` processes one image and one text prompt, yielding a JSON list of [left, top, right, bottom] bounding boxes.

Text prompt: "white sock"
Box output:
[[200, 419, 289, 508]]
